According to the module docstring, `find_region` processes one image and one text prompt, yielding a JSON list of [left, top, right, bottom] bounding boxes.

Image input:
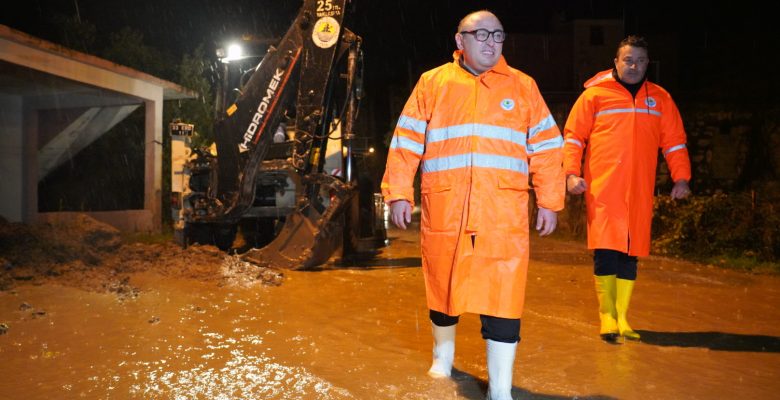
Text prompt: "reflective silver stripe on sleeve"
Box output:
[[528, 135, 564, 154], [390, 135, 424, 155], [566, 138, 583, 148], [528, 114, 557, 139], [663, 144, 686, 156], [397, 115, 427, 134]]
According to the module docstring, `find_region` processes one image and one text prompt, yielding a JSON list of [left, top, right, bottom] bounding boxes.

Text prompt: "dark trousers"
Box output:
[[594, 249, 638, 280], [430, 309, 520, 343]]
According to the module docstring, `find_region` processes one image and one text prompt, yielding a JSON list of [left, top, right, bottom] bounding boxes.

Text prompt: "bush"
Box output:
[[652, 193, 780, 263]]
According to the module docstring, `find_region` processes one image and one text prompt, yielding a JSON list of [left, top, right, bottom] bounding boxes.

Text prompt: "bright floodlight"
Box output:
[[226, 43, 243, 60]]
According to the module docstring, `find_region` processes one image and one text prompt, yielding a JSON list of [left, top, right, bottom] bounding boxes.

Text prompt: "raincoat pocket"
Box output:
[[496, 174, 526, 191], [494, 175, 528, 231], [421, 185, 456, 232]]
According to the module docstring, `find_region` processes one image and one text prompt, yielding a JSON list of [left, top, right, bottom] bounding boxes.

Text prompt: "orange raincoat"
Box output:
[[382, 51, 564, 319], [563, 69, 691, 257]]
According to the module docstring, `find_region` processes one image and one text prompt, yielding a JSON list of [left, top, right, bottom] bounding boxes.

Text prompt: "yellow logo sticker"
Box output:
[[312, 17, 340, 49]]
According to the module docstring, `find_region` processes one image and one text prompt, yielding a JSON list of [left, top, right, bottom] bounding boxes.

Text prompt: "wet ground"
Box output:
[[1, 216, 780, 399]]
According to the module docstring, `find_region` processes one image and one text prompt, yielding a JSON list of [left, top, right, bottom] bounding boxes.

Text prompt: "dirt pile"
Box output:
[[0, 214, 283, 294]]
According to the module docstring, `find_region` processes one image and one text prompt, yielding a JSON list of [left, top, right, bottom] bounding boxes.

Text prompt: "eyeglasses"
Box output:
[[459, 29, 506, 43]]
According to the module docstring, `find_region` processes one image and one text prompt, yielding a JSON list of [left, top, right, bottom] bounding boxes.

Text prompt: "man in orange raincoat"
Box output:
[[563, 35, 691, 343], [381, 10, 564, 400]]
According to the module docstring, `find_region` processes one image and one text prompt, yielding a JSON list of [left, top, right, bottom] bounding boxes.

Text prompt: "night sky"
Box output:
[[2, 1, 777, 117]]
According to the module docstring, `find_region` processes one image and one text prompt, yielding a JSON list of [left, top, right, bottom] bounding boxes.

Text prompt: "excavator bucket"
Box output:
[[242, 179, 355, 270]]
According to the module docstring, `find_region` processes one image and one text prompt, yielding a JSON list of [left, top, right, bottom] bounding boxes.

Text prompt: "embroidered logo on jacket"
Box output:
[[645, 96, 657, 108], [500, 98, 515, 111]]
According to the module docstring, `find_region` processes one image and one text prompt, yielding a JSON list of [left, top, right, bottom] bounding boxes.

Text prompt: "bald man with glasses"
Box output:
[[382, 10, 564, 400]]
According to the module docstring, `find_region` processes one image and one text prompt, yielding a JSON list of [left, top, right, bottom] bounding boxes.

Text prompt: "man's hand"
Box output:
[[566, 174, 587, 195], [390, 200, 412, 230], [670, 180, 691, 200], [536, 207, 558, 236]]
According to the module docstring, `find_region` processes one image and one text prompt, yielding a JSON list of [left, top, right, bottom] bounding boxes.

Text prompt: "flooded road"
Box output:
[[2, 221, 780, 399]]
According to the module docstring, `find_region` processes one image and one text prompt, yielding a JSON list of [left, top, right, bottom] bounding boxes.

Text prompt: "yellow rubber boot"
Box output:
[[616, 278, 641, 340], [594, 275, 619, 342]]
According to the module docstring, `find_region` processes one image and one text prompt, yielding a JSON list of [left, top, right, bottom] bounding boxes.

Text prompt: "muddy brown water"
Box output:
[[2, 222, 780, 399]]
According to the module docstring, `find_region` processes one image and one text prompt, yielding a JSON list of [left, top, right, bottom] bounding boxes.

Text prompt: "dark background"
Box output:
[[3, 0, 776, 100]]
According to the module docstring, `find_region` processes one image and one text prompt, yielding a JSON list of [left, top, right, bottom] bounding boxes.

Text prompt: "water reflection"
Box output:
[[3, 232, 780, 399], [128, 348, 352, 399]]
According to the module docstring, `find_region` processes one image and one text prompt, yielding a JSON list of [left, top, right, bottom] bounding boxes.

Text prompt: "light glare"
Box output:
[[227, 44, 243, 60]]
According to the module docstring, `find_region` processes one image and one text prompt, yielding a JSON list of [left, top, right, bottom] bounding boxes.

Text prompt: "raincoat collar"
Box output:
[[451, 50, 511, 77], [584, 68, 648, 90], [583, 69, 617, 88]]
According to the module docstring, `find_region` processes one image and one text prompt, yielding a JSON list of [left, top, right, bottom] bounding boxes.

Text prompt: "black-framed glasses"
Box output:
[[459, 29, 506, 43]]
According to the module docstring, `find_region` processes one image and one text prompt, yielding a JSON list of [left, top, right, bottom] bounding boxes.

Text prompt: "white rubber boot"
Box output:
[[427, 323, 456, 378], [486, 339, 517, 400]]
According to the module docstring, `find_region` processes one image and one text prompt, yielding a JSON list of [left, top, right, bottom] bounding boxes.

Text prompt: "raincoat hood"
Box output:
[[585, 68, 650, 95], [583, 69, 617, 88]]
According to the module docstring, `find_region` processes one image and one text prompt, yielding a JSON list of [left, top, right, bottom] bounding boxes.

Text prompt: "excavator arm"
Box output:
[[212, 0, 351, 219], [171, 0, 385, 269]]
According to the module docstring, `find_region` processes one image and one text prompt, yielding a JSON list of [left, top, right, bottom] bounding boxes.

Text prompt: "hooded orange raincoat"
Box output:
[[382, 51, 564, 319], [563, 69, 691, 257]]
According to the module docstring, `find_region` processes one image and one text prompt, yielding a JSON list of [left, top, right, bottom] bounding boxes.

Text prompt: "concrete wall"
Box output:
[[1, 24, 194, 232], [0, 94, 23, 221]]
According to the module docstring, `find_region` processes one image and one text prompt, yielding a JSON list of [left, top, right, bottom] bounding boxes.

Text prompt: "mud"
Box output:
[[0, 215, 283, 295], [1, 214, 780, 399]]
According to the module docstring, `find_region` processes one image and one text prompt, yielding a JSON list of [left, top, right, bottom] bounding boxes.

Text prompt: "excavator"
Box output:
[[169, 0, 386, 269]]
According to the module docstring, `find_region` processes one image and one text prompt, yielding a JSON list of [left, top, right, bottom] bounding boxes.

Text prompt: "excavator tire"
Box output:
[[213, 223, 237, 251]]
